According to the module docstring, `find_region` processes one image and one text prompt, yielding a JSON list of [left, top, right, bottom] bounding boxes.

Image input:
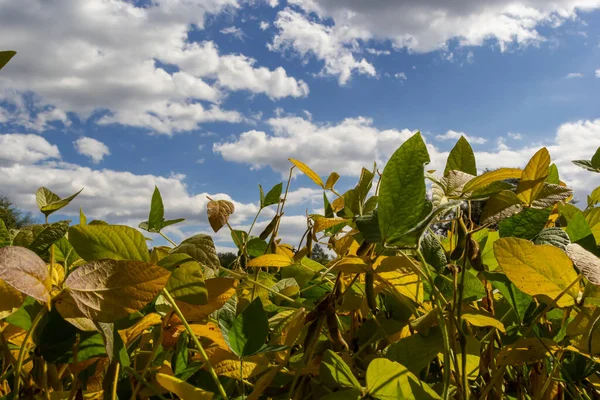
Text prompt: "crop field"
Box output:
[[1, 126, 600, 399]]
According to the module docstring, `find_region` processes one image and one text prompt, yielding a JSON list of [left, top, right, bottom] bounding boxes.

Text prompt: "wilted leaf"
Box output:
[[247, 254, 293, 268], [494, 238, 579, 307], [207, 199, 235, 233], [119, 313, 162, 346], [378, 132, 432, 245], [497, 338, 558, 366], [56, 259, 170, 322], [69, 224, 150, 262], [325, 172, 341, 190], [533, 228, 571, 251], [170, 234, 220, 270], [313, 216, 348, 233], [565, 244, 600, 285], [176, 278, 238, 322], [0, 246, 51, 302], [531, 184, 573, 208]]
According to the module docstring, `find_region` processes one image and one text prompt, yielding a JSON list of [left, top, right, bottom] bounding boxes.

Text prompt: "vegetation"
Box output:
[[0, 195, 36, 230], [1, 133, 600, 400], [3, 51, 600, 399]]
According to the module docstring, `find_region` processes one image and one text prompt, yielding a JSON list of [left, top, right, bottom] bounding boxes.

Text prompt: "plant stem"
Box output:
[[14, 305, 48, 393], [161, 288, 229, 400], [111, 363, 120, 400], [123, 366, 168, 400], [159, 231, 177, 247]]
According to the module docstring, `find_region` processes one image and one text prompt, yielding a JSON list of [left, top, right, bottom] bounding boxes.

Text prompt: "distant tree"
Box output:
[[0, 195, 35, 230], [218, 252, 237, 268], [311, 244, 330, 265]]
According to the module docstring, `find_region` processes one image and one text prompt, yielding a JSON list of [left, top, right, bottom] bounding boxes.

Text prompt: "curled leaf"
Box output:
[[566, 243, 600, 285], [207, 199, 235, 233]]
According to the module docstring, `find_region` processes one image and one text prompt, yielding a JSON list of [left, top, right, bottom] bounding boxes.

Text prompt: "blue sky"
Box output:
[[1, 0, 600, 250]]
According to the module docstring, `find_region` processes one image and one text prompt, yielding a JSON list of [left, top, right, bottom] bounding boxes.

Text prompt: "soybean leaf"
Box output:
[[0, 51, 16, 71], [55, 259, 170, 322], [320, 349, 361, 390], [262, 183, 282, 208], [247, 254, 293, 268], [494, 238, 579, 307], [28, 220, 70, 257], [378, 132, 432, 245], [445, 136, 477, 176], [566, 212, 597, 253], [498, 208, 550, 240], [462, 168, 523, 194], [207, 199, 235, 233], [289, 158, 324, 188], [516, 148, 550, 205], [221, 297, 268, 357], [69, 224, 149, 262], [170, 234, 220, 270], [367, 358, 441, 399], [533, 228, 571, 251], [247, 237, 268, 257], [172, 332, 189, 375], [0, 246, 51, 303], [325, 172, 341, 190], [484, 271, 532, 323], [156, 372, 213, 400], [36, 187, 83, 217], [0, 278, 26, 319], [139, 186, 185, 233], [385, 328, 444, 375], [166, 261, 208, 305], [566, 244, 600, 286]]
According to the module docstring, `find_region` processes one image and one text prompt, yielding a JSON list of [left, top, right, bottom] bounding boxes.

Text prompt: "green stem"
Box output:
[[159, 231, 177, 247], [14, 305, 48, 393], [111, 363, 120, 400], [131, 325, 163, 399], [162, 288, 229, 400]]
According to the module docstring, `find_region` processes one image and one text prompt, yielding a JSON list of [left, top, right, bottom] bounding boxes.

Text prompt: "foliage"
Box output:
[[2, 134, 600, 400], [0, 195, 36, 230]]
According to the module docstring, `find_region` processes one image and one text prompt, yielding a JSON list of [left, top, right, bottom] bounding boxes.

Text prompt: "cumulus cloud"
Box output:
[[435, 130, 487, 144], [214, 114, 600, 199], [0, 134, 60, 167], [272, 0, 599, 82], [73, 137, 110, 163], [269, 8, 376, 84], [508, 132, 524, 140], [0, 0, 308, 134], [260, 21, 270, 31]]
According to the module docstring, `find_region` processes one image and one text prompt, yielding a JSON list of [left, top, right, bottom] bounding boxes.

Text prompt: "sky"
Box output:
[[1, 0, 600, 252]]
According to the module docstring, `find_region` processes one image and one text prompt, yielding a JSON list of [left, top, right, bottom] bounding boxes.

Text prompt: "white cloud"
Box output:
[[596, 69, 600, 78], [260, 21, 270, 31], [566, 72, 584, 78], [366, 48, 391, 56], [269, 8, 376, 84], [220, 26, 245, 40], [508, 132, 524, 140], [73, 137, 110, 163], [273, 0, 600, 82], [0, 134, 60, 167], [394, 72, 408, 80], [214, 114, 600, 199], [0, 0, 308, 134], [435, 130, 487, 145]]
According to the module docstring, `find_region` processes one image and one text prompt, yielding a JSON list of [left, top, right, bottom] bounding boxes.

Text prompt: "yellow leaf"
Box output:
[[247, 254, 293, 268], [0, 278, 25, 319], [461, 311, 506, 333], [119, 313, 162, 346], [494, 238, 579, 307], [480, 190, 522, 225], [331, 196, 345, 212], [275, 244, 295, 259], [325, 172, 340, 190], [176, 278, 238, 322], [206, 199, 235, 233], [210, 350, 267, 379], [462, 168, 523, 194], [156, 372, 213, 399], [452, 335, 481, 380], [150, 246, 171, 264], [497, 337, 558, 366], [375, 270, 423, 304], [312, 216, 347, 233], [49, 263, 65, 287], [289, 158, 324, 188], [373, 255, 415, 273], [248, 366, 282, 400], [517, 148, 551, 205], [164, 321, 227, 349], [332, 256, 369, 273]]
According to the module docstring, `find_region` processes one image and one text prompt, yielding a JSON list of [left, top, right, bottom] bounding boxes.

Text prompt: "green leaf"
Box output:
[[355, 210, 381, 244], [420, 234, 447, 273], [170, 234, 220, 270], [484, 272, 532, 323], [55, 259, 170, 323], [166, 261, 208, 305], [321, 389, 362, 400], [79, 207, 87, 226], [0, 51, 16, 71], [52, 237, 81, 267], [5, 297, 42, 331], [572, 159, 600, 173], [262, 183, 283, 208], [320, 349, 361, 390], [157, 253, 195, 271], [592, 147, 600, 169], [247, 237, 268, 257], [378, 132, 432, 245], [28, 220, 70, 257], [546, 164, 560, 185], [566, 212, 597, 253], [36, 187, 83, 217], [367, 358, 441, 399], [148, 186, 165, 231], [498, 208, 550, 240], [69, 224, 150, 262], [533, 228, 571, 251], [220, 297, 268, 357], [445, 136, 477, 176], [0, 219, 11, 248], [172, 331, 189, 375], [385, 328, 444, 375]]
